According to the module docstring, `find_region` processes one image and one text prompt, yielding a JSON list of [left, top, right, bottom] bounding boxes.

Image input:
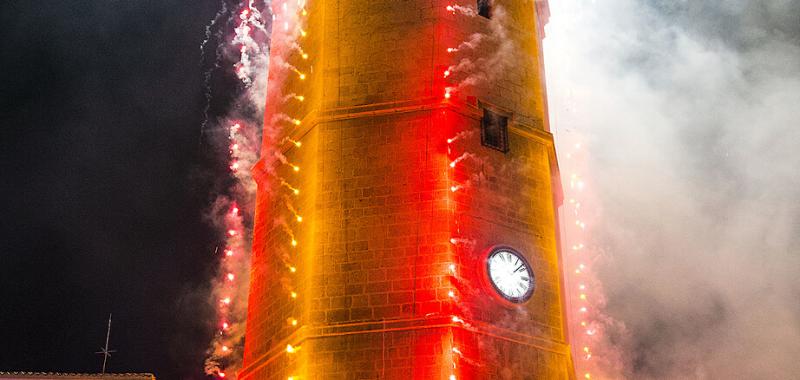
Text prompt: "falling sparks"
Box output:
[[449, 152, 474, 168], [284, 137, 302, 147], [274, 152, 301, 173], [445, 4, 477, 17], [232, 2, 268, 86], [280, 180, 300, 195], [558, 133, 617, 379], [203, 0, 274, 376]]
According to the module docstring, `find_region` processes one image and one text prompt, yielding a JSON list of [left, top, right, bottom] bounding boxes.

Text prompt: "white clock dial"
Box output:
[[487, 248, 534, 302]]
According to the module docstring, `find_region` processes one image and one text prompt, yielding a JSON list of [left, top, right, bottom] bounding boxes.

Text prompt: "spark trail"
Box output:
[[201, 0, 273, 378], [443, 4, 514, 95]]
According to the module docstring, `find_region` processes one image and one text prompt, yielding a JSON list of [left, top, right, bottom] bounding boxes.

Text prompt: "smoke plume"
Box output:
[[446, 3, 514, 93], [545, 0, 800, 378], [200, 0, 272, 377]]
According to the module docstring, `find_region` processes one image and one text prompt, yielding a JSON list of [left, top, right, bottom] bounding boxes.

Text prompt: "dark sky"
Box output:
[[0, 1, 235, 378]]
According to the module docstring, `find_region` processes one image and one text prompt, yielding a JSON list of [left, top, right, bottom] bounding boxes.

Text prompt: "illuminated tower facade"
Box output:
[[240, 0, 574, 379]]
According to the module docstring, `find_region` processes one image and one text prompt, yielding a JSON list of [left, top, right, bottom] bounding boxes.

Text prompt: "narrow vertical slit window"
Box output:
[[477, 0, 491, 19], [481, 109, 509, 152]]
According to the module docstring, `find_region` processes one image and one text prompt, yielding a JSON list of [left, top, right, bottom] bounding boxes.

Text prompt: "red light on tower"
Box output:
[[239, 1, 573, 379]]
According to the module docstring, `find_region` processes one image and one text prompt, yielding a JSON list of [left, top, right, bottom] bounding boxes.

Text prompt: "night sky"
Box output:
[[1, 1, 234, 378]]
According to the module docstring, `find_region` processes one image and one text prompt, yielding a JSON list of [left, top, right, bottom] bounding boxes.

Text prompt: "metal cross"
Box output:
[[95, 313, 116, 374]]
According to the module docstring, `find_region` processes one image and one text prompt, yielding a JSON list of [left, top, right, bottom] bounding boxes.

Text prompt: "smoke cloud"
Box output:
[[446, 3, 514, 93], [200, 0, 273, 376], [545, 0, 800, 378]]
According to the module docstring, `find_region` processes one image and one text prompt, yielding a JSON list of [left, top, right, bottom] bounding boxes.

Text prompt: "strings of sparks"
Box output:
[[563, 139, 601, 380], [212, 0, 310, 377], [206, 0, 272, 378], [441, 3, 486, 378], [273, 1, 310, 379], [209, 122, 250, 379]]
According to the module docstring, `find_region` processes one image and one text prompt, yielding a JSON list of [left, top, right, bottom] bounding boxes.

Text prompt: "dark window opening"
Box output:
[[481, 108, 509, 152], [477, 0, 491, 18]]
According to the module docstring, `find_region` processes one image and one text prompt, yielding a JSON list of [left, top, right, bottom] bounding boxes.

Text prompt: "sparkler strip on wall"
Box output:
[[203, 0, 277, 378], [441, 3, 488, 378], [562, 137, 603, 380], [205, 0, 312, 377], [271, 1, 310, 379], [206, 121, 255, 379]]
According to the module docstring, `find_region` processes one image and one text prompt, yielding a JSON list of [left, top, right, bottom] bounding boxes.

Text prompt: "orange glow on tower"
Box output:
[[240, 1, 573, 379]]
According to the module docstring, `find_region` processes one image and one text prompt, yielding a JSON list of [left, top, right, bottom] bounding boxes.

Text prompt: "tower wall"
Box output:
[[241, 1, 572, 379]]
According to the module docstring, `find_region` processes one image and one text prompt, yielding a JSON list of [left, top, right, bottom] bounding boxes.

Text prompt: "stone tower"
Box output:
[[239, 0, 574, 379]]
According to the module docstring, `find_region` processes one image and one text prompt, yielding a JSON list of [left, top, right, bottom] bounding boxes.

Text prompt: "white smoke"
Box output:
[[545, 0, 800, 378], [446, 4, 514, 92], [200, 0, 273, 377]]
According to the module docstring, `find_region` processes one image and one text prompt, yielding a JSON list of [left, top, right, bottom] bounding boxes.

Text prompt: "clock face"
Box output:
[[486, 248, 534, 303]]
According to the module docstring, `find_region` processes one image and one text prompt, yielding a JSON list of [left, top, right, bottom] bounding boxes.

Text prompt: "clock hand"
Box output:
[[514, 264, 524, 273]]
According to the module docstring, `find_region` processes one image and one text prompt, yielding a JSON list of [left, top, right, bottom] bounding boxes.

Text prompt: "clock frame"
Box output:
[[483, 246, 535, 304]]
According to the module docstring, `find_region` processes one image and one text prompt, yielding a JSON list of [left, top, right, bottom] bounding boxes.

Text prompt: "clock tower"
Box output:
[[239, 0, 574, 379]]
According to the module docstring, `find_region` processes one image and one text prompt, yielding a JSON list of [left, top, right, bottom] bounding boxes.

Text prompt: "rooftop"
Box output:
[[0, 373, 155, 380]]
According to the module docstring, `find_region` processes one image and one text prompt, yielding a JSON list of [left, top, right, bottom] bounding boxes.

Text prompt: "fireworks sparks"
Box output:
[[203, 0, 589, 377], [446, 4, 477, 17], [203, 0, 275, 376], [559, 134, 615, 379], [232, 1, 268, 86], [449, 152, 474, 168], [442, 3, 513, 95]]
